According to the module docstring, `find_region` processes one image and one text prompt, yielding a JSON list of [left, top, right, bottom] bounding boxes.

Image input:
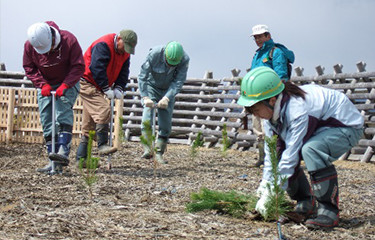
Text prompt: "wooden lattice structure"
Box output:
[[0, 87, 124, 148]]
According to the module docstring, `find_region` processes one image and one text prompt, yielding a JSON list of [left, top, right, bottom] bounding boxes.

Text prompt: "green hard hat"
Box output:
[[237, 66, 285, 107], [165, 41, 184, 65]]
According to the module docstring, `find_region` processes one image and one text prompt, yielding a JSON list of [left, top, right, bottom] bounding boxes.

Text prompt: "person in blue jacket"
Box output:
[[238, 66, 364, 230], [249, 24, 295, 167], [138, 41, 189, 164]]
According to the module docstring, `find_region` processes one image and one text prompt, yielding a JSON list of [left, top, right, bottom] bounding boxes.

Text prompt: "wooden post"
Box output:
[[315, 65, 326, 84], [114, 98, 124, 149], [6, 89, 15, 144]]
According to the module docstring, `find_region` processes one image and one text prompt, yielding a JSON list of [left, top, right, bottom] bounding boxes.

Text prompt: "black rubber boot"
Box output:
[[96, 124, 117, 155], [287, 167, 317, 221], [306, 165, 339, 230], [76, 135, 89, 168]]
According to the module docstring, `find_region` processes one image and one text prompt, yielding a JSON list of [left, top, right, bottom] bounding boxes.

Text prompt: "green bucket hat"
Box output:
[[237, 66, 285, 107], [119, 29, 137, 54]]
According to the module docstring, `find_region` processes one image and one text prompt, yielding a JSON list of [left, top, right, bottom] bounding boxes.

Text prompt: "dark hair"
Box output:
[[283, 82, 306, 99]]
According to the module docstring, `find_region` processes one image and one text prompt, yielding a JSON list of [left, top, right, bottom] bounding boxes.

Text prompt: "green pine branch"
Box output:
[[186, 187, 257, 218]]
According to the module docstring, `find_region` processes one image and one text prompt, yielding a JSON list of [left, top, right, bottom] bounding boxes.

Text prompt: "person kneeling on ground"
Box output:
[[237, 66, 363, 229]]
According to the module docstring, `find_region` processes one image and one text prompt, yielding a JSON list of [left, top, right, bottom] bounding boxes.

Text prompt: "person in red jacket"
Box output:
[[23, 21, 85, 175], [76, 29, 137, 164]]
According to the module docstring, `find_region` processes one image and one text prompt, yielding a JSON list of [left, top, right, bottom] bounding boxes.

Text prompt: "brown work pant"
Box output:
[[79, 79, 110, 137]]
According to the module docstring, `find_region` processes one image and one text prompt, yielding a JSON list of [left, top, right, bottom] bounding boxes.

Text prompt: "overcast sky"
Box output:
[[1, 0, 374, 79]]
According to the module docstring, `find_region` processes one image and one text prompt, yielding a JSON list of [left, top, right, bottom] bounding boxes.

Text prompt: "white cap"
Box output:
[[27, 22, 52, 54], [251, 24, 269, 36]]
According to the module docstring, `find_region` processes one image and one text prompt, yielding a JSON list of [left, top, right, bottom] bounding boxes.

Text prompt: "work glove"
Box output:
[[56, 83, 69, 97], [256, 179, 271, 198], [104, 89, 114, 99], [114, 88, 124, 99], [143, 96, 154, 108], [41, 84, 52, 97], [255, 183, 272, 217], [157, 96, 169, 109]]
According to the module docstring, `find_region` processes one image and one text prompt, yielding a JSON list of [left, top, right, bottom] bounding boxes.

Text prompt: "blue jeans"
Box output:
[[301, 127, 363, 172], [37, 82, 79, 137]]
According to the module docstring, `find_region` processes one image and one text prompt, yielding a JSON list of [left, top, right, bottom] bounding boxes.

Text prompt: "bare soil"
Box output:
[[0, 142, 374, 240]]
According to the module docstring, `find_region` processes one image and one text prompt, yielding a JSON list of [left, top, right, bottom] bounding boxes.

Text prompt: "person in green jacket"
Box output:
[[138, 41, 189, 164]]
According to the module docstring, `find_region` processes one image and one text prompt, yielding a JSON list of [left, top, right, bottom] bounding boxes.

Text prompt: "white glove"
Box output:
[[255, 184, 272, 217], [143, 96, 154, 108], [157, 96, 169, 109], [256, 179, 270, 198], [104, 89, 114, 99], [114, 88, 124, 99]]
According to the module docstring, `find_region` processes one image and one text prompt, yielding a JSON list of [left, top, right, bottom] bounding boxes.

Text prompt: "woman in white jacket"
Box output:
[[237, 66, 364, 229]]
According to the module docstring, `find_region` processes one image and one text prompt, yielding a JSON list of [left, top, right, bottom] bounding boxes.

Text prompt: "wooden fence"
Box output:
[[0, 61, 374, 163], [0, 87, 124, 148]]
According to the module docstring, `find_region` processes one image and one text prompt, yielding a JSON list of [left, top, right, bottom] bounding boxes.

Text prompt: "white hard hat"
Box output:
[[27, 22, 52, 54], [251, 24, 269, 36]]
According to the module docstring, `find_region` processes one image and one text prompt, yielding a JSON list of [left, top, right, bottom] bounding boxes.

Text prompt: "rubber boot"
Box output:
[[286, 167, 317, 221], [155, 138, 168, 164], [141, 144, 152, 159], [96, 124, 117, 155], [36, 136, 57, 173], [49, 124, 72, 166], [76, 135, 89, 168], [253, 140, 265, 167], [306, 165, 339, 230], [140, 130, 152, 159]]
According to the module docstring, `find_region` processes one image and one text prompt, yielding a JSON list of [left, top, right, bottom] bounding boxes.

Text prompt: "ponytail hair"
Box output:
[[283, 82, 306, 100]]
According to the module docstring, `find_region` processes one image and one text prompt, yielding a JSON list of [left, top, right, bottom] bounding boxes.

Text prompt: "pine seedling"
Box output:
[[190, 132, 204, 158], [186, 187, 257, 218], [262, 135, 291, 221], [79, 130, 99, 199], [263, 135, 290, 240], [221, 124, 231, 156], [140, 120, 156, 153], [140, 120, 157, 176]]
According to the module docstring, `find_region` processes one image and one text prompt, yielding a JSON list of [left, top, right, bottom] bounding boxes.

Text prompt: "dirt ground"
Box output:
[[0, 141, 374, 240]]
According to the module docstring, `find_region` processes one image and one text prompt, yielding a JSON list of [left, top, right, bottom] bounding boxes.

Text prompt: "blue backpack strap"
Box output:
[[268, 46, 277, 60]]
